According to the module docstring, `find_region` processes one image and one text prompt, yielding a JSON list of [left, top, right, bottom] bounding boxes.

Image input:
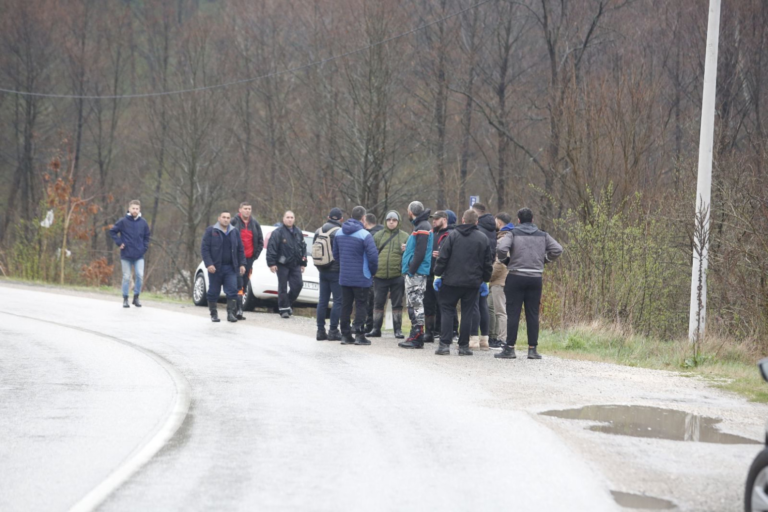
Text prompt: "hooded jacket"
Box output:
[[430, 224, 455, 274], [110, 213, 151, 261], [490, 222, 514, 287], [401, 209, 433, 276], [266, 224, 307, 268], [477, 213, 498, 253], [201, 222, 246, 270], [231, 214, 264, 260], [373, 211, 409, 280], [434, 223, 494, 288], [333, 219, 380, 288], [312, 219, 343, 273], [496, 223, 563, 277]]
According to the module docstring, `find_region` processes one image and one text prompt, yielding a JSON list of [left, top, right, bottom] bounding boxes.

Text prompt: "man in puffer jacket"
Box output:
[[333, 206, 379, 345], [201, 211, 247, 323], [367, 210, 410, 339], [398, 201, 433, 349], [495, 207, 562, 360], [488, 212, 514, 348]]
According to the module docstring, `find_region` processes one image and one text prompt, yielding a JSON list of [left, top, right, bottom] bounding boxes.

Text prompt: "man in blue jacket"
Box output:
[[109, 200, 151, 308], [398, 201, 433, 349], [332, 206, 379, 346], [201, 211, 246, 323]]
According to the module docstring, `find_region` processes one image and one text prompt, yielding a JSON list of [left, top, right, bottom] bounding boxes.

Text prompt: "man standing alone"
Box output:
[[398, 201, 433, 349], [267, 211, 307, 318], [333, 206, 379, 345], [110, 200, 151, 308], [231, 201, 264, 320], [201, 211, 246, 323]]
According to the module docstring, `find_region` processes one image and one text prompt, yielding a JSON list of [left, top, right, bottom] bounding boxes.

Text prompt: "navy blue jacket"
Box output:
[[110, 213, 151, 261], [332, 219, 379, 288], [201, 223, 246, 270]]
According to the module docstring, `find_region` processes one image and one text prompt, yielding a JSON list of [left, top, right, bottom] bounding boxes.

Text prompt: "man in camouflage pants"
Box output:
[[398, 201, 434, 349]]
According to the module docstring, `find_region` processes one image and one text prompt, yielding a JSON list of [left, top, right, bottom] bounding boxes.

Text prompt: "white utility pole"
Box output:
[[688, 0, 721, 342]]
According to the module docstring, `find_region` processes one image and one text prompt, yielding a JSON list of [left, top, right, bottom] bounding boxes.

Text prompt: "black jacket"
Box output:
[[267, 224, 307, 268], [477, 213, 498, 253], [201, 223, 246, 270], [230, 214, 264, 260], [312, 220, 343, 273], [430, 225, 455, 274], [434, 223, 493, 288], [368, 224, 384, 237]]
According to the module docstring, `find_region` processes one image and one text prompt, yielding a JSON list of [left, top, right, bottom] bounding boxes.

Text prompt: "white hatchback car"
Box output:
[[192, 225, 325, 310]]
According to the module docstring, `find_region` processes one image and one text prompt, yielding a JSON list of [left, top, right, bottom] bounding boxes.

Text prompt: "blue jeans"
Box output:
[[317, 271, 341, 330], [208, 264, 239, 303], [121, 258, 144, 297]]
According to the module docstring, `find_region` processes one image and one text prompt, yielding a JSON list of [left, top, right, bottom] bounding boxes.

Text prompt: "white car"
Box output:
[[193, 225, 325, 310]]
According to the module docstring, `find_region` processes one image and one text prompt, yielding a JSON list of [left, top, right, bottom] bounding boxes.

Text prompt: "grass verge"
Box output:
[[0, 277, 188, 305]]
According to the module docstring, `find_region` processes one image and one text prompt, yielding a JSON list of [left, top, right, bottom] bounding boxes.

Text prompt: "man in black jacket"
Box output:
[[423, 210, 453, 343], [267, 211, 307, 318], [363, 212, 384, 333], [313, 208, 344, 340], [230, 201, 264, 320], [201, 211, 247, 323], [470, 202, 497, 350], [432, 209, 494, 356]]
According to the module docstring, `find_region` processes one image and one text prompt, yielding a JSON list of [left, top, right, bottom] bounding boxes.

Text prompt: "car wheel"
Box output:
[[243, 280, 258, 312], [192, 272, 208, 306], [746, 447, 768, 512]]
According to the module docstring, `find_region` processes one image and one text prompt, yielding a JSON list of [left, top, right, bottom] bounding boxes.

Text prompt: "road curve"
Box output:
[[0, 286, 617, 511]]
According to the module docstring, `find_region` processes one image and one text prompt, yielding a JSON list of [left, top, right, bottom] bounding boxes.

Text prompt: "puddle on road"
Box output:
[[611, 491, 676, 509], [540, 405, 760, 444]]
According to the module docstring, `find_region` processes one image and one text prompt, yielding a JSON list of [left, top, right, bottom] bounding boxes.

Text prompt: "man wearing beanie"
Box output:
[[312, 208, 344, 341]]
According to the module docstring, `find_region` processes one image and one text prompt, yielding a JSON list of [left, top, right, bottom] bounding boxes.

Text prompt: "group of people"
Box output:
[[110, 198, 563, 358]]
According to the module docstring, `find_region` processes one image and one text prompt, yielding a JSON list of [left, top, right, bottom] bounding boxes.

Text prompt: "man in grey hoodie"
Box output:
[[494, 207, 562, 360]]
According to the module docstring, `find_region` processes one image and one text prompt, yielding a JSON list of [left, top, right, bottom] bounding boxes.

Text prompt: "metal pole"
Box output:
[[688, 0, 721, 342]]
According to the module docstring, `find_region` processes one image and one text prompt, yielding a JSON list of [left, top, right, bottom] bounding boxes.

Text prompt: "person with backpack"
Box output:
[[366, 210, 409, 339], [313, 208, 344, 341], [231, 201, 264, 320], [266, 211, 307, 318]]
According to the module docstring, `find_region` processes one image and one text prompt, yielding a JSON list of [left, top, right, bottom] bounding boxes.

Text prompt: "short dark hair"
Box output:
[[462, 209, 479, 225], [495, 212, 512, 224], [351, 206, 366, 221], [239, 201, 251, 208], [517, 207, 533, 224], [219, 210, 231, 216], [472, 203, 487, 214], [365, 213, 377, 225], [128, 199, 141, 207]]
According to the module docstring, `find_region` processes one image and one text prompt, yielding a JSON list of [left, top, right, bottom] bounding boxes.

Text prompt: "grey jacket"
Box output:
[[496, 223, 563, 277]]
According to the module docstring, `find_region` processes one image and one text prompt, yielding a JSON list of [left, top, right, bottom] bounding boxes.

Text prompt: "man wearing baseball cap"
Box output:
[[312, 207, 344, 340], [423, 210, 453, 343]]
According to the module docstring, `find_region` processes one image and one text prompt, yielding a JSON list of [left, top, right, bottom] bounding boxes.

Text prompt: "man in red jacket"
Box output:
[[231, 201, 264, 320]]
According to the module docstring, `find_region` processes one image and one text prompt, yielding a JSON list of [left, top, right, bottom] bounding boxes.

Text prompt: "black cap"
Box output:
[[328, 208, 343, 221], [430, 210, 448, 220]]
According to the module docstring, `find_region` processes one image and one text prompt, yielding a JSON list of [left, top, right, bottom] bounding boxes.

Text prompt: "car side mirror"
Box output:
[[759, 358, 768, 383]]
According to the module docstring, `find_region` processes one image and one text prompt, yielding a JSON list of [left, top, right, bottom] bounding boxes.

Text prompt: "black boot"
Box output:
[[354, 331, 372, 346], [236, 296, 246, 320], [123, 296, 130, 308], [495, 345, 516, 359], [328, 328, 342, 341], [227, 299, 238, 322], [435, 342, 450, 355], [316, 328, 328, 341], [366, 311, 384, 337], [340, 331, 356, 345], [398, 326, 424, 349], [528, 347, 542, 359], [458, 345, 473, 356], [393, 310, 405, 339], [423, 316, 435, 343], [132, 294, 142, 307], [209, 304, 220, 323]]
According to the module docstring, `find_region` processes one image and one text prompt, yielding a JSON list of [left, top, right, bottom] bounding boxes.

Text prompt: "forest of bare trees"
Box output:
[[0, 0, 766, 350]]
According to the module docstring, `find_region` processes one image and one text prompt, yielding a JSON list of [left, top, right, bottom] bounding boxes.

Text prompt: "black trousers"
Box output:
[[504, 274, 543, 346], [470, 293, 490, 336], [277, 264, 303, 311], [238, 256, 256, 294], [426, 275, 457, 333], [341, 286, 369, 335], [373, 276, 405, 312], [365, 286, 376, 331], [439, 284, 479, 347]]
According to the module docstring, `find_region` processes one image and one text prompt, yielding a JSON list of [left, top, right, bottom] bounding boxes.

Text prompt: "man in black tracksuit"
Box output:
[[201, 211, 247, 323], [432, 209, 494, 356], [423, 210, 455, 342], [266, 211, 307, 318]]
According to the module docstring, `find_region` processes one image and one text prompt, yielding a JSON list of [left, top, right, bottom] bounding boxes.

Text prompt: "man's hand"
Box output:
[[207, 265, 216, 274], [301, 267, 305, 274], [432, 250, 439, 258], [479, 282, 489, 297], [239, 266, 246, 275], [270, 266, 277, 273], [120, 244, 125, 249], [433, 277, 442, 292]]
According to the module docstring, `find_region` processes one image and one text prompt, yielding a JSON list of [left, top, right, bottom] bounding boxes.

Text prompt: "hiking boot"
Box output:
[[422, 331, 434, 343], [209, 304, 220, 323], [280, 311, 290, 319], [398, 326, 424, 349], [458, 345, 473, 356], [423, 315, 436, 343], [489, 338, 505, 349], [328, 328, 342, 341], [236, 297, 246, 320], [354, 332, 372, 346], [123, 296, 130, 308], [435, 343, 450, 356], [132, 294, 142, 308], [495, 345, 516, 359], [316, 328, 328, 341], [340, 332, 356, 345], [479, 335, 490, 350], [528, 347, 542, 359], [393, 310, 405, 339], [366, 311, 383, 337], [469, 336, 480, 349], [227, 299, 238, 322]]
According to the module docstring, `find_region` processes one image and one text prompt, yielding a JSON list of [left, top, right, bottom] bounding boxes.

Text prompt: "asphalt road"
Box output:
[[0, 286, 619, 511]]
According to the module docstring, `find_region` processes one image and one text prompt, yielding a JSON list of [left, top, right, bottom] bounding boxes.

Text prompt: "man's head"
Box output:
[[128, 200, 141, 218], [408, 201, 424, 220], [283, 211, 295, 227], [239, 201, 252, 219], [462, 209, 479, 225], [218, 211, 232, 228], [364, 213, 378, 230], [472, 202, 487, 216], [430, 210, 448, 231], [328, 207, 343, 222], [351, 206, 366, 221], [517, 207, 534, 224], [385, 211, 400, 230], [495, 212, 512, 230]]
